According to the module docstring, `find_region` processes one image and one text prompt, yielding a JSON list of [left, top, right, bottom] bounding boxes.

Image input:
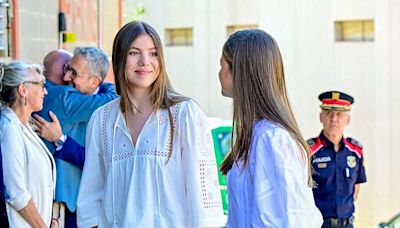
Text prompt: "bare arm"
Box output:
[[354, 184, 361, 201], [18, 199, 47, 228]]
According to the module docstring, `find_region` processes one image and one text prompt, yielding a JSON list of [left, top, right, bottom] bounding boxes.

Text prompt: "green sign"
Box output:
[[211, 126, 232, 215]]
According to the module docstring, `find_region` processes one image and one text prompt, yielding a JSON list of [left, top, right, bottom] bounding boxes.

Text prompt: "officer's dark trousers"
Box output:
[[65, 208, 77, 228], [322, 217, 354, 228]]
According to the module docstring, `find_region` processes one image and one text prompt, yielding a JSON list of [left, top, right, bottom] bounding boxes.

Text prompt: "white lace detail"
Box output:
[[103, 103, 183, 162], [195, 120, 214, 158], [136, 149, 169, 158], [112, 151, 134, 161], [199, 159, 222, 209], [102, 104, 112, 164]]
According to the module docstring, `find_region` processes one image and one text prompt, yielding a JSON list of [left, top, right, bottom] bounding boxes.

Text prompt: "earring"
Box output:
[[24, 96, 27, 106]]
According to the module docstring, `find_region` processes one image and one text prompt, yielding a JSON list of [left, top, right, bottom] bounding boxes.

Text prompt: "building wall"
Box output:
[[134, 0, 400, 227], [19, 0, 58, 63], [100, 0, 121, 56], [226, 0, 258, 25], [61, 0, 98, 52], [60, 0, 120, 56], [11, 0, 120, 82], [14, 0, 120, 63], [166, 0, 232, 118]]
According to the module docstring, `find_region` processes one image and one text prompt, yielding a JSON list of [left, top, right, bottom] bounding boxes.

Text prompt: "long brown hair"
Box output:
[[219, 29, 312, 187], [112, 21, 187, 158]]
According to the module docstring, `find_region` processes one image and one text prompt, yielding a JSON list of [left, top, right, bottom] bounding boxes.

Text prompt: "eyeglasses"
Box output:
[[63, 63, 87, 80], [24, 80, 46, 90]]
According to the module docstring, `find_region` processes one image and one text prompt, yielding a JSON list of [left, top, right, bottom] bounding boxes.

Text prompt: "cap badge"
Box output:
[[332, 92, 340, 100]]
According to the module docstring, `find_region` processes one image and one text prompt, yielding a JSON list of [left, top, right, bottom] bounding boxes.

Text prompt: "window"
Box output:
[[335, 20, 374, 42], [226, 24, 258, 37], [165, 28, 193, 46]]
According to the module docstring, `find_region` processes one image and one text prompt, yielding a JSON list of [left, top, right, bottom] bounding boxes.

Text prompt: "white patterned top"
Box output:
[[77, 98, 225, 228]]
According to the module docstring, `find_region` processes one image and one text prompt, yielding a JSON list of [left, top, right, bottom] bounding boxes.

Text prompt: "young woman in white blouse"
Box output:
[[218, 29, 323, 227], [77, 21, 225, 228], [0, 61, 56, 228]]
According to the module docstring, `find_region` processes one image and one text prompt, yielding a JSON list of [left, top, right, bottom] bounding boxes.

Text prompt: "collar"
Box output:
[[1, 107, 53, 156], [1, 106, 21, 124], [92, 87, 100, 95], [45, 81, 57, 87], [318, 130, 345, 150]]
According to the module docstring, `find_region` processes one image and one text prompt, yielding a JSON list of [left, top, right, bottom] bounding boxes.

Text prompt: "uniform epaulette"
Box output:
[[307, 138, 316, 147], [346, 137, 363, 149], [344, 137, 363, 158], [307, 137, 324, 156]]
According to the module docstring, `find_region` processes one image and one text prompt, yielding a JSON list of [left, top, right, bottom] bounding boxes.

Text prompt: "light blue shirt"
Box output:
[[36, 81, 118, 212], [226, 119, 322, 228]]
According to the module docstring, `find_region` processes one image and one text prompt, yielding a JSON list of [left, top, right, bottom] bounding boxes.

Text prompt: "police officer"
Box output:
[[308, 91, 367, 228]]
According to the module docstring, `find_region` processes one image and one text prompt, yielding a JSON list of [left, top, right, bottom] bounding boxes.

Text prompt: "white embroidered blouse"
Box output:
[[77, 99, 225, 228]]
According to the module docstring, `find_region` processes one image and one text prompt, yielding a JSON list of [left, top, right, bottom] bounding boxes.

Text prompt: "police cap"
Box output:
[[319, 90, 354, 111]]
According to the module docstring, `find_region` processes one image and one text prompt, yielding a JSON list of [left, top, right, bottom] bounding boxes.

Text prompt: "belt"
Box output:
[[324, 216, 354, 227]]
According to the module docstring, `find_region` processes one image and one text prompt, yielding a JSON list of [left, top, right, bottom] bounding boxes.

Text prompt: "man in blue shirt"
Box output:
[[33, 50, 85, 169], [308, 91, 367, 228], [34, 48, 118, 228]]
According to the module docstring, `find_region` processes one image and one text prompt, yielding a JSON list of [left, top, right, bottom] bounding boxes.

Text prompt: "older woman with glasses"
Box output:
[[0, 61, 56, 228]]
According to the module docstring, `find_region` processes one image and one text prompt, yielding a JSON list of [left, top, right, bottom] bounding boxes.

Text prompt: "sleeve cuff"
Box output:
[[55, 134, 67, 151], [8, 192, 31, 211]]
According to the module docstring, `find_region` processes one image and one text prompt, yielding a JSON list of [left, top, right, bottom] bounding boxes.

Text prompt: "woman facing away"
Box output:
[[218, 29, 323, 227], [0, 61, 56, 228], [77, 21, 225, 228]]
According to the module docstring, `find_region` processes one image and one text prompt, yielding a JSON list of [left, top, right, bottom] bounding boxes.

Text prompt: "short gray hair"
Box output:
[[0, 61, 44, 106], [74, 47, 109, 80]]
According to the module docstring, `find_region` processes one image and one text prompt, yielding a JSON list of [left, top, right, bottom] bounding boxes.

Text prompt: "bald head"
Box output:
[[43, 50, 72, 85]]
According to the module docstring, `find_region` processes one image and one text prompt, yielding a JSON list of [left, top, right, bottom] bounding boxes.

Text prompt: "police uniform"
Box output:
[[308, 91, 367, 228]]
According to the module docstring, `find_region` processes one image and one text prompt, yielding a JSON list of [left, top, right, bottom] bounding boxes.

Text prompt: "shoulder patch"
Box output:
[[344, 137, 363, 158], [347, 137, 363, 149], [307, 138, 316, 147], [307, 137, 324, 156]]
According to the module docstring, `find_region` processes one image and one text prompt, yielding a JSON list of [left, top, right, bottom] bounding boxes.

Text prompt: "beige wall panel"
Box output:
[[19, 0, 58, 63], [101, 0, 120, 56], [226, 0, 258, 25], [165, 0, 193, 27]]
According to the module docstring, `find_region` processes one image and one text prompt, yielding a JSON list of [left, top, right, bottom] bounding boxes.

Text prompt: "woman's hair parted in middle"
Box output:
[[111, 21, 187, 160], [112, 21, 186, 114], [219, 29, 312, 187]]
